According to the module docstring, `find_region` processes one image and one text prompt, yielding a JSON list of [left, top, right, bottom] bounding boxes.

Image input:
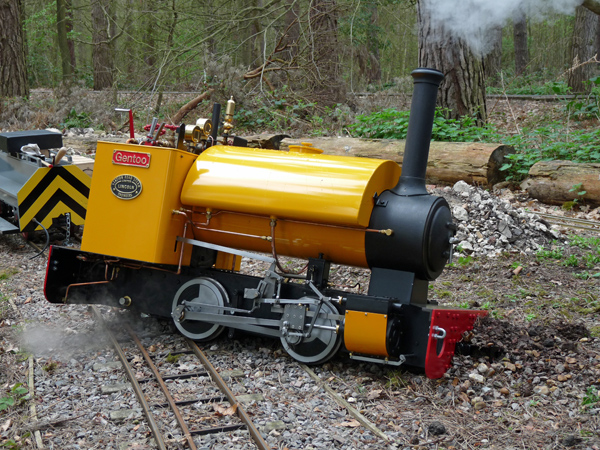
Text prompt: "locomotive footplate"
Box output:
[[44, 244, 486, 375]]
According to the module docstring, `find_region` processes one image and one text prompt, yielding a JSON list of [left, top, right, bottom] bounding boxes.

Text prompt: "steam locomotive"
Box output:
[[44, 68, 486, 378]]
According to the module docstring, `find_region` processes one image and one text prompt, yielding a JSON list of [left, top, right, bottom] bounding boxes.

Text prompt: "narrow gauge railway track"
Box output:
[[530, 211, 600, 233], [91, 306, 270, 450]]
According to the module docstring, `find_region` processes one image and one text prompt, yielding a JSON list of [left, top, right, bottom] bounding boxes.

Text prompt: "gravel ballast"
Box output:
[[1, 182, 599, 449]]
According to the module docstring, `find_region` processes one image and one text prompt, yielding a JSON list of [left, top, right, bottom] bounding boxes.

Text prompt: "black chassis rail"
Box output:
[[44, 245, 436, 371]]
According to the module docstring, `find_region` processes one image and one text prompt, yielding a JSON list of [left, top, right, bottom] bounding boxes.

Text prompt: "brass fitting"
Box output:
[[223, 96, 235, 135]]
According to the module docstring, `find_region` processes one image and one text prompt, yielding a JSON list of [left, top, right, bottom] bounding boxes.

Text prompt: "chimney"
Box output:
[[392, 68, 444, 196]]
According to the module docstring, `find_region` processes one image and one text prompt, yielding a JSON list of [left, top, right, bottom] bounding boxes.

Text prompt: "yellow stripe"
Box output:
[[35, 203, 86, 230], [18, 167, 51, 199], [66, 165, 93, 185]]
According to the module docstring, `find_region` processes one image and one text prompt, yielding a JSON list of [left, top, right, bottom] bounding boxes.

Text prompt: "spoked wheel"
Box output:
[[280, 300, 342, 365], [172, 277, 228, 341]]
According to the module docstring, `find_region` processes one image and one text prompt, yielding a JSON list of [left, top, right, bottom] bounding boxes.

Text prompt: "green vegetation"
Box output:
[[486, 68, 573, 96], [0, 384, 28, 412], [385, 371, 409, 390], [349, 89, 600, 182], [536, 244, 564, 261], [569, 235, 600, 249], [582, 386, 599, 407], [349, 108, 499, 142], [0, 269, 19, 320], [501, 124, 600, 181], [563, 77, 600, 120], [0, 268, 19, 281], [61, 108, 93, 129], [533, 235, 600, 280], [165, 353, 181, 364], [0, 435, 31, 450]]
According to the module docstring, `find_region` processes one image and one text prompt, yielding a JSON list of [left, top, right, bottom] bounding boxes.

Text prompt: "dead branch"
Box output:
[[243, 18, 298, 81], [171, 89, 214, 125]]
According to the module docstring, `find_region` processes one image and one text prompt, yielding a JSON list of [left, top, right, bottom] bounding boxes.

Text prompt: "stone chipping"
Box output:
[[435, 180, 565, 258]]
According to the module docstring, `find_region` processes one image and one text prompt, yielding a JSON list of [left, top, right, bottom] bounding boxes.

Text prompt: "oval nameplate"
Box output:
[[111, 174, 142, 200]]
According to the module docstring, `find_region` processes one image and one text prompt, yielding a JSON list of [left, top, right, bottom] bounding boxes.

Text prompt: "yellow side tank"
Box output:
[[82, 142, 197, 265]]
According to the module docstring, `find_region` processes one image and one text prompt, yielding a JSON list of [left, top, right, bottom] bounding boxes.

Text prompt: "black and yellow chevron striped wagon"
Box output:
[[0, 130, 92, 249]]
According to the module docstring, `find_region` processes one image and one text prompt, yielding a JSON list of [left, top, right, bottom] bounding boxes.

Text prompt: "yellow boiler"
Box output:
[[181, 145, 401, 267]]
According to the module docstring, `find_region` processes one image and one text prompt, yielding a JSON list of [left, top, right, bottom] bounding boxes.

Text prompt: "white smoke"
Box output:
[[422, 0, 585, 56]]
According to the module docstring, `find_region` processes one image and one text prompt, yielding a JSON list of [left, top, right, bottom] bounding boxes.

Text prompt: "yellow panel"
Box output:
[[19, 176, 88, 227], [181, 146, 401, 227], [344, 310, 389, 357], [17, 165, 91, 232], [81, 142, 197, 265]]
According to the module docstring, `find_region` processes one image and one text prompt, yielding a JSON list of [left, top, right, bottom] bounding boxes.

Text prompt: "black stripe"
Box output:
[[22, 189, 87, 232], [19, 167, 90, 216]]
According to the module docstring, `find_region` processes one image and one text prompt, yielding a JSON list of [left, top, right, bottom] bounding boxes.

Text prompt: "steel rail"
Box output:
[[126, 323, 198, 450], [186, 339, 272, 450], [529, 212, 600, 233], [90, 306, 168, 450]]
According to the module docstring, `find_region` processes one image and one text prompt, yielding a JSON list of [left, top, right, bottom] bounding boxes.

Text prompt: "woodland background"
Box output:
[[2, 0, 600, 188]]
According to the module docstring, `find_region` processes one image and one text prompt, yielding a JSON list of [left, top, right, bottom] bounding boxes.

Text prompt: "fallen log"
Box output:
[[521, 160, 600, 208], [274, 137, 513, 187]]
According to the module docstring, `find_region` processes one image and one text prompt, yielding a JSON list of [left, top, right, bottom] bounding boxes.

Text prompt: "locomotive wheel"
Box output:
[[172, 277, 228, 341], [280, 300, 342, 365]]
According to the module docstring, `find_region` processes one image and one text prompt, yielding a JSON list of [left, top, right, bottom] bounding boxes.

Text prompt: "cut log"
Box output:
[[521, 160, 600, 207], [243, 134, 290, 150], [277, 137, 513, 187]]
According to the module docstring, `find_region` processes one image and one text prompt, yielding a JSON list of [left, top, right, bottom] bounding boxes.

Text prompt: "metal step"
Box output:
[[0, 217, 20, 234]]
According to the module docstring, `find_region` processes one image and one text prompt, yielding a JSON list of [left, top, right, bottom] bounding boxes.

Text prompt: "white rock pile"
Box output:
[[435, 181, 564, 258]]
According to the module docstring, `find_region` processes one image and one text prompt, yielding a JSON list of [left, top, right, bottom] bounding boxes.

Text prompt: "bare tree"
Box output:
[[355, 1, 382, 85], [284, 0, 300, 61], [568, 6, 599, 93], [417, 0, 487, 125], [0, 0, 29, 97], [91, 0, 116, 90], [57, 0, 75, 81], [513, 10, 528, 76], [484, 26, 503, 86], [308, 0, 345, 104]]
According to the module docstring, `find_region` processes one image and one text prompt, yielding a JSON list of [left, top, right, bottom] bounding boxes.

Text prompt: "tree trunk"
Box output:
[[583, 0, 600, 16], [143, 0, 157, 68], [308, 0, 345, 104], [57, 0, 73, 81], [91, 0, 115, 90], [513, 11, 528, 76], [521, 161, 600, 208], [284, 0, 300, 61], [484, 26, 503, 86], [366, 2, 381, 84], [417, 0, 487, 125], [250, 0, 265, 67], [66, 0, 76, 71], [568, 6, 599, 93], [276, 137, 513, 187], [0, 0, 29, 97]]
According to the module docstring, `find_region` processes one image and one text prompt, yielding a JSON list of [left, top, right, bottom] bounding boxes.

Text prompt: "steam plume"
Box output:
[[421, 0, 585, 56]]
